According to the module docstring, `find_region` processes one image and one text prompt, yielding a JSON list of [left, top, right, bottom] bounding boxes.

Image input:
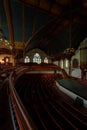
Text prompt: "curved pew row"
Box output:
[[40, 75, 87, 129], [14, 73, 87, 129], [31, 74, 62, 130], [37, 74, 77, 129], [15, 74, 48, 129], [35, 76, 76, 129], [31, 86, 61, 129], [12, 63, 86, 129]]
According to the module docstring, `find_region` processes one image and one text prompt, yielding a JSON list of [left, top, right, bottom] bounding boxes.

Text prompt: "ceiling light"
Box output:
[[0, 28, 12, 50]]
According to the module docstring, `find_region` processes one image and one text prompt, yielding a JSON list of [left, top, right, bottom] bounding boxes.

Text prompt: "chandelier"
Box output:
[[64, 1, 75, 57], [0, 28, 12, 50], [0, 2, 12, 52], [64, 47, 75, 55]]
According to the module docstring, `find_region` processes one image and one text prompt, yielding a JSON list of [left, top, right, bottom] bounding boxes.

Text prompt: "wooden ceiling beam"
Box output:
[[32, 0, 40, 35], [22, 2, 25, 49], [19, 0, 61, 16], [3, 0, 15, 50]]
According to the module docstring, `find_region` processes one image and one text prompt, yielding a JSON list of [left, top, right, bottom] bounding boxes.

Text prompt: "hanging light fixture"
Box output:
[[0, 3, 12, 51], [64, 1, 75, 56], [64, 47, 75, 55], [0, 28, 12, 50], [64, 21, 75, 55]]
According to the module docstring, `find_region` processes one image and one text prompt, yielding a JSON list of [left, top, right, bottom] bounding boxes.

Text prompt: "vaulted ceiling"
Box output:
[[0, 0, 87, 56]]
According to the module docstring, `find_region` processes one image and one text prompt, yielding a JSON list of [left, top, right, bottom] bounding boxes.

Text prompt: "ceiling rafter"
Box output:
[[22, 2, 25, 49], [2, 0, 87, 56], [18, 0, 62, 16], [3, 0, 14, 49], [32, 0, 41, 35]]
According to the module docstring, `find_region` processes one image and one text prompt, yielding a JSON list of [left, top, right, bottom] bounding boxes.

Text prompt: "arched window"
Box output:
[[33, 53, 41, 64], [65, 58, 69, 68], [60, 59, 63, 68], [44, 57, 48, 63], [24, 56, 30, 63], [72, 58, 79, 68]]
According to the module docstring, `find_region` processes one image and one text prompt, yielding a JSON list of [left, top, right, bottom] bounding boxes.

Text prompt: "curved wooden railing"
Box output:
[[8, 64, 68, 130], [9, 67, 37, 130]]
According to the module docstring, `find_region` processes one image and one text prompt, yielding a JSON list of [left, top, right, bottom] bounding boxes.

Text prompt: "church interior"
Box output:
[[0, 0, 87, 129]]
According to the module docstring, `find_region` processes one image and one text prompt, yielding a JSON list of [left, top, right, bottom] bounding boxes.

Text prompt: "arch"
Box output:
[[33, 53, 41, 64], [72, 58, 79, 68], [64, 58, 69, 68], [24, 56, 30, 63], [44, 57, 48, 63], [25, 48, 51, 63], [60, 59, 63, 68]]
